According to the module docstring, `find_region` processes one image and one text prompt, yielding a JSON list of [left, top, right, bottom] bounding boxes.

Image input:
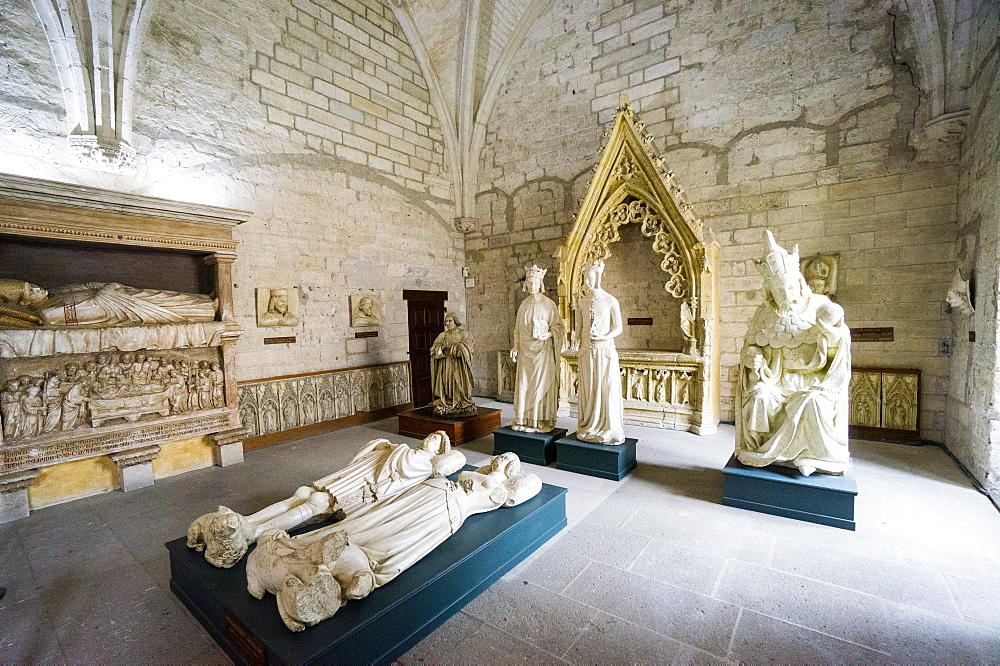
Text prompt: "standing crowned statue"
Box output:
[[510, 266, 564, 433], [429, 313, 477, 416], [573, 260, 625, 445], [736, 230, 852, 476]]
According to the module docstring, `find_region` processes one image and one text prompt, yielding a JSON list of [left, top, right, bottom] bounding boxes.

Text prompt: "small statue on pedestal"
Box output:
[[429, 313, 477, 416]]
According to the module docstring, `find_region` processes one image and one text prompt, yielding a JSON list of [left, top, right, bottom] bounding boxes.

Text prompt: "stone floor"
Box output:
[[2, 398, 999, 664]]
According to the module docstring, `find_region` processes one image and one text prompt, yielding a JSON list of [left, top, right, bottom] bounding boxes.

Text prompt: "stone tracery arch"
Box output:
[[557, 98, 721, 435]]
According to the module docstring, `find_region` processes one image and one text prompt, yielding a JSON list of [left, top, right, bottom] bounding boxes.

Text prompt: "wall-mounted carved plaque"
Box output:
[[800, 253, 839, 298], [350, 293, 382, 328], [256, 287, 300, 328]]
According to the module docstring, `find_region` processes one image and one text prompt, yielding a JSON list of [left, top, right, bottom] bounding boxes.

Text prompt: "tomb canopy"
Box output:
[[557, 97, 720, 434]]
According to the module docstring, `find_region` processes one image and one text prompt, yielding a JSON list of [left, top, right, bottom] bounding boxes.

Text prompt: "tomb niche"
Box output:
[[0, 174, 249, 521], [557, 98, 721, 434]]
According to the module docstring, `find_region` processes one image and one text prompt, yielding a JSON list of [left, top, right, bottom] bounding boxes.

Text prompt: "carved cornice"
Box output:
[[0, 173, 251, 228], [0, 469, 40, 493], [209, 427, 248, 447], [109, 444, 160, 467], [1, 411, 233, 473]]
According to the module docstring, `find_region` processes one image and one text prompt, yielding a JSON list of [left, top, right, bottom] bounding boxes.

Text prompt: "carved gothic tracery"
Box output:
[[558, 97, 721, 435], [585, 199, 689, 299]]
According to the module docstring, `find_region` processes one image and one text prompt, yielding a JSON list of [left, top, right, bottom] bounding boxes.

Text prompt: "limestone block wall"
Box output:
[[467, 0, 960, 442], [0, 0, 465, 388], [947, 10, 1000, 494]]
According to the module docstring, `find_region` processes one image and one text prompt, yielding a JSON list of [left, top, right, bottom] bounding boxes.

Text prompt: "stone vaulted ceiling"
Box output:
[[389, 0, 553, 226]]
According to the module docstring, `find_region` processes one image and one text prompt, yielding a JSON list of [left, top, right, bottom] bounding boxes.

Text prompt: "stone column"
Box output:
[[205, 252, 243, 417], [109, 445, 160, 492], [210, 427, 247, 467], [0, 469, 39, 524], [205, 252, 237, 323]]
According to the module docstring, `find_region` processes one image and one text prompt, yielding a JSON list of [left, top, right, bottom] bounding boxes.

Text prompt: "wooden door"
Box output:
[[403, 290, 447, 408]]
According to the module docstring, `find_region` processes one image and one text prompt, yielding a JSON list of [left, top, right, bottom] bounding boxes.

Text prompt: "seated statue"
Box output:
[[0, 280, 216, 329], [735, 231, 852, 476], [187, 431, 466, 568], [245, 453, 541, 631]]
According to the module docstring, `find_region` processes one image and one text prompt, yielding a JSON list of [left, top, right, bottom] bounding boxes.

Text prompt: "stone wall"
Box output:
[[467, 0, 960, 442], [947, 10, 1000, 495], [0, 0, 465, 385]]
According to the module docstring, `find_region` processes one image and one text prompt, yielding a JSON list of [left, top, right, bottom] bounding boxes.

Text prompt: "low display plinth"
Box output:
[[168, 480, 567, 665], [722, 455, 857, 531], [397, 406, 501, 445], [493, 426, 567, 466], [555, 433, 637, 481]]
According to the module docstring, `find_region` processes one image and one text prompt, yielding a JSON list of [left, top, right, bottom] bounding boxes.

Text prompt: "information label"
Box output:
[[224, 609, 267, 666], [263, 336, 296, 345], [850, 327, 894, 342]]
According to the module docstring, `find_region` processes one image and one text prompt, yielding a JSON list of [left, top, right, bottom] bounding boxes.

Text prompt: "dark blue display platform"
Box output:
[[555, 433, 637, 481], [722, 455, 857, 530], [493, 426, 567, 466], [167, 476, 567, 665]]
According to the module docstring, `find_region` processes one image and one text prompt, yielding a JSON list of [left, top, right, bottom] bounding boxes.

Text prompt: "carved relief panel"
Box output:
[[848, 367, 920, 441], [238, 363, 411, 439]]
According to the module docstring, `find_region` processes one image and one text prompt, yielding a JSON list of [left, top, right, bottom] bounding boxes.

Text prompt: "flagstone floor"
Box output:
[[2, 399, 998, 663]]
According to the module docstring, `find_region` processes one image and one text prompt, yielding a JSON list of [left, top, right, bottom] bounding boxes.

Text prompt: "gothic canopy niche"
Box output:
[[557, 97, 721, 435]]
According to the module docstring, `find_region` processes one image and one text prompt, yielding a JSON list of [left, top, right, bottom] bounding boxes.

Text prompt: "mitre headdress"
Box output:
[[755, 230, 800, 280]]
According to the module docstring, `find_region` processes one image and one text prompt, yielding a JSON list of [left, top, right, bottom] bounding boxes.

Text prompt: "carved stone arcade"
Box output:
[[238, 362, 412, 439], [557, 98, 721, 434], [0, 174, 250, 522]]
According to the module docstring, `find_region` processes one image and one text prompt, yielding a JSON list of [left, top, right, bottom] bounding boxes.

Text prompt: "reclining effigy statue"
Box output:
[[735, 231, 852, 476], [245, 452, 542, 631], [187, 431, 465, 568], [0, 280, 217, 329]]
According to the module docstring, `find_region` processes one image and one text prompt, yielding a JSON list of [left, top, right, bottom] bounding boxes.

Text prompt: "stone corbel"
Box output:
[[0, 469, 40, 524], [30, 0, 154, 171], [209, 427, 247, 467], [109, 445, 160, 492], [454, 217, 478, 233]]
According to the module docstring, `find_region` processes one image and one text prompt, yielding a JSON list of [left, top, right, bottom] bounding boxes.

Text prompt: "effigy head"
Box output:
[[755, 230, 807, 311], [458, 471, 509, 511]]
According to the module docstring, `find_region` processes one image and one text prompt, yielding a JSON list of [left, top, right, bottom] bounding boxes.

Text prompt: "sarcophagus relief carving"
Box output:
[[0, 174, 250, 521]]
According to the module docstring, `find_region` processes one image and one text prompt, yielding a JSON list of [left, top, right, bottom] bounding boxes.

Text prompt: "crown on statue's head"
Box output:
[[756, 231, 800, 280], [525, 265, 547, 281], [583, 260, 606, 276]]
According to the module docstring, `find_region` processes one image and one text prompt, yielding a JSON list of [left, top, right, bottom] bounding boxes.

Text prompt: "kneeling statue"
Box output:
[[187, 431, 465, 568], [245, 452, 542, 631], [735, 231, 852, 476]]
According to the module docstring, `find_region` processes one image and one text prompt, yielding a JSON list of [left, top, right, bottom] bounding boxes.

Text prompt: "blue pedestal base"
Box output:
[[555, 433, 637, 481], [168, 476, 567, 665], [722, 455, 857, 530], [493, 426, 567, 466]]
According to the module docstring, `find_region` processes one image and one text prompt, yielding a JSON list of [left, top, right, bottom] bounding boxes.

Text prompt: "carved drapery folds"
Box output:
[[557, 97, 720, 435], [29, 0, 152, 170]]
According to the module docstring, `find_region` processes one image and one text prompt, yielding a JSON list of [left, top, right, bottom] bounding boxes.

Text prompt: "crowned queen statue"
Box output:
[[735, 231, 852, 476], [572, 260, 625, 445], [509, 265, 564, 433]]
